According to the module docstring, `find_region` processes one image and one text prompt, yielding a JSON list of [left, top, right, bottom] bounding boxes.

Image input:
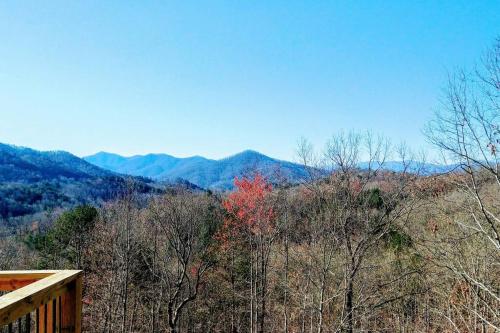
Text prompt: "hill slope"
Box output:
[[0, 143, 157, 219], [85, 150, 310, 190]]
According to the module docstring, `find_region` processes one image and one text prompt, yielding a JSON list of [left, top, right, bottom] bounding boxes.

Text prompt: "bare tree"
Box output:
[[84, 190, 144, 333], [425, 38, 500, 331], [322, 132, 419, 333], [147, 192, 215, 333]]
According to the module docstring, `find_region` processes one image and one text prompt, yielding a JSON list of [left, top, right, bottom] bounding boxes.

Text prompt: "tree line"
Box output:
[[2, 39, 499, 333]]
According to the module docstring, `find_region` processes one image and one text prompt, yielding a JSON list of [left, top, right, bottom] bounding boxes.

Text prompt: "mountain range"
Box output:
[[84, 151, 457, 190], [84, 150, 310, 190], [0, 142, 456, 220], [0, 143, 157, 220]]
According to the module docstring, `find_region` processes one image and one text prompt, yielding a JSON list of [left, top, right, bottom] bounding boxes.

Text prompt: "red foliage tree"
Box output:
[[223, 173, 275, 236], [217, 173, 276, 333]]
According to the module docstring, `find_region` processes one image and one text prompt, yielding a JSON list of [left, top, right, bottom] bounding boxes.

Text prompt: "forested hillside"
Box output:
[[0, 143, 157, 220], [0, 36, 498, 333]]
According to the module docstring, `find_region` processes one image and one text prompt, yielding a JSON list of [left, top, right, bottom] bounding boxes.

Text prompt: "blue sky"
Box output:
[[0, 1, 498, 161]]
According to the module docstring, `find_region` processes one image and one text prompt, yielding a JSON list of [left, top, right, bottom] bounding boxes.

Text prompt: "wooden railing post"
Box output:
[[0, 270, 82, 333], [36, 297, 59, 333], [61, 276, 82, 333], [37, 304, 47, 333]]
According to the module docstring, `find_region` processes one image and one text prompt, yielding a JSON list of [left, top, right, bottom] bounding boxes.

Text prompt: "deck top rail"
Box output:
[[0, 270, 82, 332]]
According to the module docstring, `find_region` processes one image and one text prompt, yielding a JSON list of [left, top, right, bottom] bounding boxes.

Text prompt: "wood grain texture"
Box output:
[[0, 270, 82, 332]]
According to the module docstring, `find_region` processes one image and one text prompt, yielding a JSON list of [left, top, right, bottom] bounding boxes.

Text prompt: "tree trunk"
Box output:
[[283, 232, 289, 333], [231, 250, 237, 333], [169, 314, 177, 333], [259, 239, 266, 333], [317, 269, 326, 333], [250, 242, 254, 333], [344, 277, 354, 333]]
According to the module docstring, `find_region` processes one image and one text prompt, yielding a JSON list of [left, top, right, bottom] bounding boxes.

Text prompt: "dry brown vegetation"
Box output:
[[1, 39, 499, 333]]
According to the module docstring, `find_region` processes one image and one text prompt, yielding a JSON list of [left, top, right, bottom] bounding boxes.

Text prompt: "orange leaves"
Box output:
[[219, 173, 275, 245], [214, 217, 240, 251]]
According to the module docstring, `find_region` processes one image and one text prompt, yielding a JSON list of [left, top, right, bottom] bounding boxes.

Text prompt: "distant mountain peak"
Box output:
[[83, 149, 457, 190], [85, 149, 307, 189], [221, 149, 272, 161], [238, 149, 263, 155]]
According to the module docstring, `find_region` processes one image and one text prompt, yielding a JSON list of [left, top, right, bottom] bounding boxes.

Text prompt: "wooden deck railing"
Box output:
[[0, 270, 82, 333]]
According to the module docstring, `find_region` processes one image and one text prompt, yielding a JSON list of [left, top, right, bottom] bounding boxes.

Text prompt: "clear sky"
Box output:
[[0, 1, 498, 161]]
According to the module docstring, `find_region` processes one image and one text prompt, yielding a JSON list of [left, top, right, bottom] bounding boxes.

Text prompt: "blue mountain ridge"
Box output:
[[85, 150, 457, 190], [85, 150, 310, 190]]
